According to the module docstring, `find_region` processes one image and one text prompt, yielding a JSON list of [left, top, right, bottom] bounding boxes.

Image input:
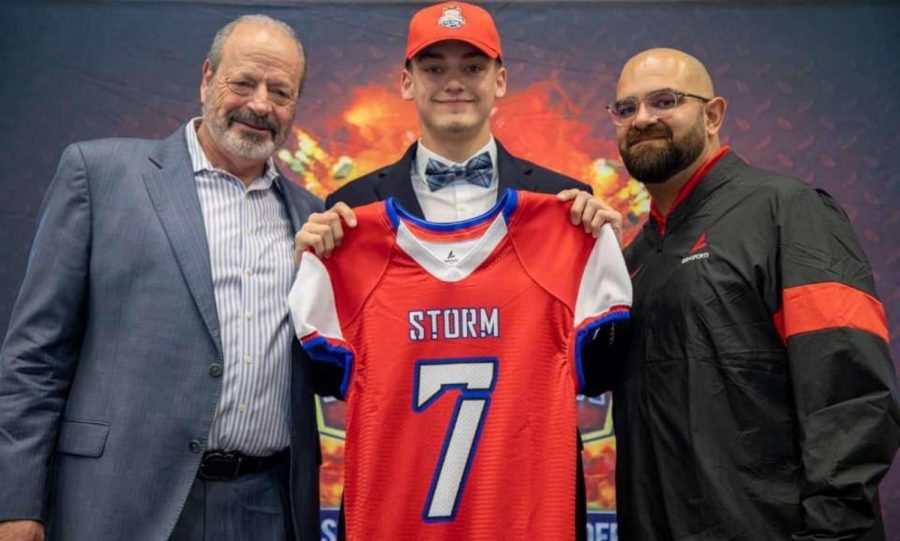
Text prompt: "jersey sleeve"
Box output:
[[288, 252, 356, 399], [572, 224, 632, 395], [288, 200, 398, 399], [774, 187, 900, 538], [509, 192, 632, 395]]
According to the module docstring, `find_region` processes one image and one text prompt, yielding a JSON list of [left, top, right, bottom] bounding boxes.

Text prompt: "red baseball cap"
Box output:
[[405, 2, 503, 61]]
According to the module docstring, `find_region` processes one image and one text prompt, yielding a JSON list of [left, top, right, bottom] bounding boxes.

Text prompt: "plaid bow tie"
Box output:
[[424, 152, 493, 192]]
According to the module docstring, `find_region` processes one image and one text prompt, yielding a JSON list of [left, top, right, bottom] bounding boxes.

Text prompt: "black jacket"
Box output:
[[616, 151, 900, 540]]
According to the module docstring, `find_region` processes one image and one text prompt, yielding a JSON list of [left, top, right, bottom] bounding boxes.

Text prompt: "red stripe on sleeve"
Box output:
[[772, 282, 889, 343]]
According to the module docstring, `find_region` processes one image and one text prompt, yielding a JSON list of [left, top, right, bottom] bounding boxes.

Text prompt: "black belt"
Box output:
[[198, 449, 288, 481]]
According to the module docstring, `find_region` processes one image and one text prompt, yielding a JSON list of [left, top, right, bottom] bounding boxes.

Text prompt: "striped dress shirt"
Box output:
[[185, 120, 294, 455]]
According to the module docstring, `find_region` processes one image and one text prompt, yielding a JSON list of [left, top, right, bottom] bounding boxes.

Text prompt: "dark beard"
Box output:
[[619, 119, 705, 184]]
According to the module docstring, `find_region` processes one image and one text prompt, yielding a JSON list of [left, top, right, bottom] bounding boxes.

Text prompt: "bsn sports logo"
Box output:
[[681, 231, 709, 264]]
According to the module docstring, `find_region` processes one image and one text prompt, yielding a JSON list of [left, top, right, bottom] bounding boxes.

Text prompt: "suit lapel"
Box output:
[[374, 143, 425, 218], [142, 127, 224, 361], [496, 141, 538, 194], [275, 176, 303, 234]]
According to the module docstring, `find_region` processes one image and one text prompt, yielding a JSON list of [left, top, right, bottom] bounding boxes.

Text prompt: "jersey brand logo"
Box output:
[[682, 231, 710, 264], [444, 250, 457, 263]]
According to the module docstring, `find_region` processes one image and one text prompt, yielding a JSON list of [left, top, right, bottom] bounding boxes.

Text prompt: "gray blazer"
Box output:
[[0, 126, 323, 540]]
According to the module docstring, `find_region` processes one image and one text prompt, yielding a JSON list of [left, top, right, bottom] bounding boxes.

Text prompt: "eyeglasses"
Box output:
[[606, 89, 711, 126], [225, 77, 296, 107]]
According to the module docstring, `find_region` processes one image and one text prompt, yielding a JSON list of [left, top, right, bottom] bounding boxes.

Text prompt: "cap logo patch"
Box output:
[[438, 6, 466, 29]]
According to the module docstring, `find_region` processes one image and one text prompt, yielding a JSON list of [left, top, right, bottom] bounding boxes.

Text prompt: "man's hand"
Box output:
[[0, 520, 44, 541], [294, 202, 357, 262], [557, 189, 623, 245]]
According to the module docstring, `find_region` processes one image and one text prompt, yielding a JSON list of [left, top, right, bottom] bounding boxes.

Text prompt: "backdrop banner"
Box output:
[[1, 2, 897, 539]]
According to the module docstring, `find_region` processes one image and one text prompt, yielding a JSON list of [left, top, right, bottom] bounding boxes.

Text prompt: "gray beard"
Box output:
[[216, 127, 276, 163], [202, 102, 280, 163]]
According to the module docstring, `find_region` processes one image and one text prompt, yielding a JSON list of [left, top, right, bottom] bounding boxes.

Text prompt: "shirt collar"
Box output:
[[184, 118, 281, 191], [415, 136, 499, 183], [650, 145, 731, 235]]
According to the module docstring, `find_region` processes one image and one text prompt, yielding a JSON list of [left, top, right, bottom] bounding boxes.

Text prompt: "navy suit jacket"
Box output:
[[0, 126, 323, 540]]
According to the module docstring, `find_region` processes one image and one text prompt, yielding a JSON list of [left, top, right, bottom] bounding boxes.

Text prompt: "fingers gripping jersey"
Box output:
[[289, 189, 631, 540]]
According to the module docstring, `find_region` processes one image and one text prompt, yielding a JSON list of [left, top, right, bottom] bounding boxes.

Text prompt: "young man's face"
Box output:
[[401, 40, 507, 143]]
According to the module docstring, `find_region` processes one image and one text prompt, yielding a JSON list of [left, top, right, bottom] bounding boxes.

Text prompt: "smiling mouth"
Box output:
[[631, 137, 669, 147], [234, 121, 273, 135]]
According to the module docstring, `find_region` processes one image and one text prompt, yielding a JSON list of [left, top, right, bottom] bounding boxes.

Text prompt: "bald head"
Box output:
[[612, 48, 727, 191], [617, 48, 714, 99]]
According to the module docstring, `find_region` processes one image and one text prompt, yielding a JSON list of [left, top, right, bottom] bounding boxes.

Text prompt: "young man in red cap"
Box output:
[[297, 1, 620, 254], [296, 3, 623, 540]]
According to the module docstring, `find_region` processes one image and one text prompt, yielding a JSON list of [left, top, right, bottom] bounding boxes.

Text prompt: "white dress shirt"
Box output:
[[411, 137, 500, 222]]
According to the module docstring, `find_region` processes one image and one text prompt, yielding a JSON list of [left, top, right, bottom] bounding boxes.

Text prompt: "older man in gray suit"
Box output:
[[0, 15, 322, 541]]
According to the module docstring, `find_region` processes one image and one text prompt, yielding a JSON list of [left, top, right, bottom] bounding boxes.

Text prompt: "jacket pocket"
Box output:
[[56, 419, 110, 458]]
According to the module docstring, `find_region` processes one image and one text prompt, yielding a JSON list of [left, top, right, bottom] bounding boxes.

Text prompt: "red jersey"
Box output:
[[289, 189, 631, 540]]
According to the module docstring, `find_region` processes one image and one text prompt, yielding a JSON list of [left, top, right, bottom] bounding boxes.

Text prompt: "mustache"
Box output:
[[228, 108, 278, 135], [625, 124, 673, 147]]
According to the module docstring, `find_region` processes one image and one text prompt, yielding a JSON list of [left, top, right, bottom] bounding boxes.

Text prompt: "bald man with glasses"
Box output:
[[609, 48, 900, 541]]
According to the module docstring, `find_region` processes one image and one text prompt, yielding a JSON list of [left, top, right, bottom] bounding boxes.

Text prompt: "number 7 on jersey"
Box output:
[[413, 358, 498, 522]]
